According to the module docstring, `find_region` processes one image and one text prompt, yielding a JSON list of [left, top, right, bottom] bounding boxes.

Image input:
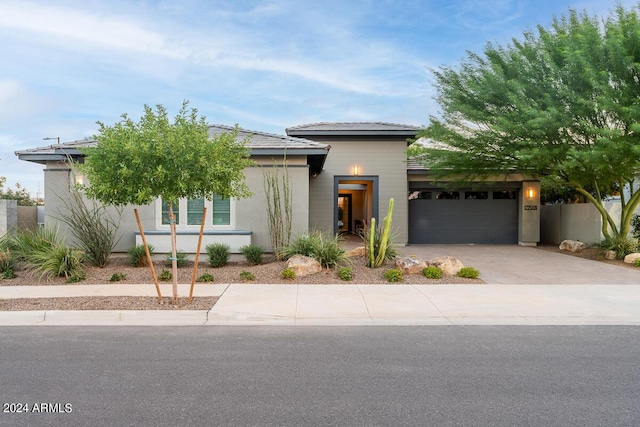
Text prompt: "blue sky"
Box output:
[[0, 0, 634, 196]]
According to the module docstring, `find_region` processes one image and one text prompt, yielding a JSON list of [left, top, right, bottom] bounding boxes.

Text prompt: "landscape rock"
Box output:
[[428, 256, 464, 276], [623, 253, 640, 264], [286, 255, 322, 277], [345, 246, 366, 258], [559, 240, 587, 252], [604, 250, 617, 260], [395, 257, 428, 275]]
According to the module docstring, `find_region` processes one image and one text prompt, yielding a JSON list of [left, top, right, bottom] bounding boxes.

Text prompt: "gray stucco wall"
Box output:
[[539, 201, 629, 245], [42, 156, 310, 254], [0, 199, 17, 235], [237, 159, 310, 251], [44, 162, 152, 252], [309, 138, 409, 244]]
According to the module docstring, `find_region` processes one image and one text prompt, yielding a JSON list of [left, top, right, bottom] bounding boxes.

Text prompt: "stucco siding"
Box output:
[[309, 138, 408, 244], [236, 162, 310, 251]]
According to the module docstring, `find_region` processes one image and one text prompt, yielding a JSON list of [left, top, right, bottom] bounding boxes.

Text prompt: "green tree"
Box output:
[[80, 101, 254, 302], [0, 177, 38, 206], [411, 5, 640, 242]]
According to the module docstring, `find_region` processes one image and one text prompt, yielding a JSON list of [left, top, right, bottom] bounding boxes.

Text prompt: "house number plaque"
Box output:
[[524, 205, 538, 210]]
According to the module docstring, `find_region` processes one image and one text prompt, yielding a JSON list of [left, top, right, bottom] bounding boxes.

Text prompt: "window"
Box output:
[[465, 191, 488, 200], [493, 191, 517, 200], [187, 198, 204, 225], [159, 196, 233, 228], [435, 191, 460, 199]]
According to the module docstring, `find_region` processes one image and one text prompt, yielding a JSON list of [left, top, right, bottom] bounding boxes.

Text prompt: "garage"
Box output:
[[408, 187, 519, 244]]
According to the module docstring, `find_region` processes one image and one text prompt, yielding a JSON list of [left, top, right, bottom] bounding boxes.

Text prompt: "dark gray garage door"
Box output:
[[408, 189, 518, 244]]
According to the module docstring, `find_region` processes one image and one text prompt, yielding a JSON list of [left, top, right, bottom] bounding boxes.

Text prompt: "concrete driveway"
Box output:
[[399, 245, 640, 285]]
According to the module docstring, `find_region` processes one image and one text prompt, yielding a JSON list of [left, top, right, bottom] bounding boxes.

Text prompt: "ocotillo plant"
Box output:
[[367, 198, 395, 268]]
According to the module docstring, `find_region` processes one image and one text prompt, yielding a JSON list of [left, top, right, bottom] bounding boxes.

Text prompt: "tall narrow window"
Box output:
[[162, 200, 179, 225], [212, 195, 230, 225], [187, 198, 205, 225]]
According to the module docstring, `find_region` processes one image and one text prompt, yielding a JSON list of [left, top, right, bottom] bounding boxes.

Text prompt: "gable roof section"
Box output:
[[286, 122, 421, 137], [15, 125, 330, 173], [14, 139, 97, 164]]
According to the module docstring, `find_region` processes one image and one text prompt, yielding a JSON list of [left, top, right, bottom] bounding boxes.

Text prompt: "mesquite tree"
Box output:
[[411, 5, 640, 243], [81, 101, 253, 302]]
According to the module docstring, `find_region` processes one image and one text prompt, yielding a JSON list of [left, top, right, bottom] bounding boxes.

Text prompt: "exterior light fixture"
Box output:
[[353, 165, 360, 176], [527, 187, 535, 199]]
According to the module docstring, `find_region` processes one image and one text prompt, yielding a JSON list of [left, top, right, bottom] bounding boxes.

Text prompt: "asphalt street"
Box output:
[[1, 326, 639, 427]]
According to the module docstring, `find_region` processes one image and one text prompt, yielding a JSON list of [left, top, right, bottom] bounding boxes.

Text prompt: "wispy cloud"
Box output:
[[0, 0, 631, 194], [0, 2, 180, 57]]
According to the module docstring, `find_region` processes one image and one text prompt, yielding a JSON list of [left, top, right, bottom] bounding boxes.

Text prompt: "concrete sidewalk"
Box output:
[[2, 245, 640, 326], [1, 283, 639, 326]]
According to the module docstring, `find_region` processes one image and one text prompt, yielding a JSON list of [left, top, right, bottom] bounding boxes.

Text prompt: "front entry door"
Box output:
[[338, 194, 352, 234]]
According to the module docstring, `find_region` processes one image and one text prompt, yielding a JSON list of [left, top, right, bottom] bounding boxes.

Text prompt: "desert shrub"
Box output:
[[165, 250, 187, 268], [128, 244, 154, 267], [206, 243, 231, 268], [280, 233, 317, 259], [338, 267, 352, 281], [29, 245, 86, 281], [0, 248, 16, 279], [66, 271, 86, 283], [634, 259, 640, 268], [109, 272, 127, 282], [599, 236, 639, 259], [383, 268, 403, 282], [53, 184, 122, 267], [312, 233, 347, 268], [158, 269, 172, 281], [281, 231, 347, 268], [423, 266, 442, 279], [263, 161, 292, 260], [196, 272, 215, 282], [239, 270, 256, 281], [8, 227, 59, 261], [240, 244, 264, 265], [457, 267, 480, 279], [281, 267, 296, 280], [8, 228, 86, 281], [632, 214, 640, 239]]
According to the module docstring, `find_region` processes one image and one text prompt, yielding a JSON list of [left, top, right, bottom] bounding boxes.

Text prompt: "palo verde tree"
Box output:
[[80, 101, 253, 302], [411, 5, 640, 244]]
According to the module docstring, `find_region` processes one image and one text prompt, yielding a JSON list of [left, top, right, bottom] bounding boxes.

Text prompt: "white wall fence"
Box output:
[[540, 200, 634, 245]]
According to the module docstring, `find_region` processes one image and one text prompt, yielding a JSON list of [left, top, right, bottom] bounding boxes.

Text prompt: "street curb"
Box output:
[[0, 310, 209, 326]]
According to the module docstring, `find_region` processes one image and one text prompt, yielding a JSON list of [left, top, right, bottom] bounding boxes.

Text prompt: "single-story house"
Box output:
[[15, 122, 540, 253]]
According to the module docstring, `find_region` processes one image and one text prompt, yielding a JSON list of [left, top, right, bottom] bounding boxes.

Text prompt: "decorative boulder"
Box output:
[[559, 240, 587, 252], [286, 255, 322, 277], [604, 250, 617, 260], [395, 257, 428, 275], [428, 256, 464, 276], [345, 246, 366, 258], [623, 253, 640, 264]]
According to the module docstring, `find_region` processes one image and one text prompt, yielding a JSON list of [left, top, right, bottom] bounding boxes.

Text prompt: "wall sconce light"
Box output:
[[353, 165, 360, 176], [526, 187, 535, 199]]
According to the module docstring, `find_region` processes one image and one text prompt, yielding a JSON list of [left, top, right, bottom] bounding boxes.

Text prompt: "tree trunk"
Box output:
[[168, 203, 178, 303]]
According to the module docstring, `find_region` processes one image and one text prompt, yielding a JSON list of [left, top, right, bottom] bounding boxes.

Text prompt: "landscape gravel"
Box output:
[[0, 251, 482, 310]]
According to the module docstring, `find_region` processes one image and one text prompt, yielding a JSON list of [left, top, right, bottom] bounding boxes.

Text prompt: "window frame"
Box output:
[[155, 197, 235, 230]]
